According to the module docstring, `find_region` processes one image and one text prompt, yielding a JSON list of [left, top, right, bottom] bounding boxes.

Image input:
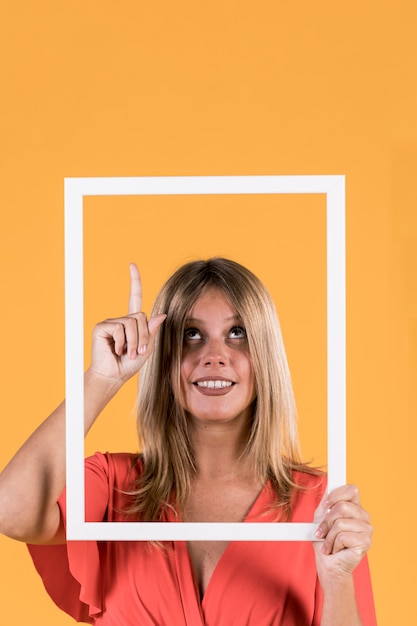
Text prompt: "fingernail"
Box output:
[[315, 526, 323, 538], [130, 350, 138, 359], [139, 344, 147, 355]]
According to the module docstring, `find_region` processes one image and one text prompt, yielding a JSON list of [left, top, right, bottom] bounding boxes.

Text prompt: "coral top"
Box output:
[[28, 452, 377, 625]]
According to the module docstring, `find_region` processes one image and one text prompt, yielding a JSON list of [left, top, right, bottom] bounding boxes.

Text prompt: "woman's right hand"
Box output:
[[89, 263, 166, 385], [0, 263, 165, 543]]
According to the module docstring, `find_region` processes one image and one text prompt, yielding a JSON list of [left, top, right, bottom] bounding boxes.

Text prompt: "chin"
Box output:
[[185, 408, 252, 426]]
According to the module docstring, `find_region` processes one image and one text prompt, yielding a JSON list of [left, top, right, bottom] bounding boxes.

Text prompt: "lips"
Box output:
[[192, 377, 235, 395], [195, 380, 233, 389]]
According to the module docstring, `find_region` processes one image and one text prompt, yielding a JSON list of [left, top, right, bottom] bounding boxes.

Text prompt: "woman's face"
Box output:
[[179, 288, 256, 426]]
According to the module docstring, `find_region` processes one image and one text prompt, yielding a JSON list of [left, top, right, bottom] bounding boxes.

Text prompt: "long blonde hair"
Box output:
[[131, 258, 310, 521]]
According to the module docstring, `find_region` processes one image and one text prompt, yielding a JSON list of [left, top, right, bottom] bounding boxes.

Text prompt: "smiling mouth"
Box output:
[[194, 380, 234, 389]]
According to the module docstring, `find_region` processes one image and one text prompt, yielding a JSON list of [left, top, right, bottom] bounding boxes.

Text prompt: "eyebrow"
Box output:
[[185, 315, 242, 323]]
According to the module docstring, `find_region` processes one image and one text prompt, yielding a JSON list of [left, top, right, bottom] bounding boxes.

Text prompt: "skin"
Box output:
[[179, 288, 257, 428], [178, 289, 262, 597], [0, 264, 165, 544], [0, 264, 373, 624]]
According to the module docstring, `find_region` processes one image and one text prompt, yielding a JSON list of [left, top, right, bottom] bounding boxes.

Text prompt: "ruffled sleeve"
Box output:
[[27, 452, 137, 624]]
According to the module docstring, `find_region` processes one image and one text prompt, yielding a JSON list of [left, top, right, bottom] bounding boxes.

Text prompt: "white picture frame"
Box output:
[[65, 175, 346, 541]]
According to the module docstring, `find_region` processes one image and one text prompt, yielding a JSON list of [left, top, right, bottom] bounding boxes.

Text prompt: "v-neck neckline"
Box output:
[[171, 481, 273, 622]]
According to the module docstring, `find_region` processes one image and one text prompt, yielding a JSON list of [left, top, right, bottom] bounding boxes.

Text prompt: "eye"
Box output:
[[183, 327, 202, 341], [229, 326, 247, 339]]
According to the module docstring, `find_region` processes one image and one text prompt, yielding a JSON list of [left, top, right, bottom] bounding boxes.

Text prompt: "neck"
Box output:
[[188, 416, 252, 481]]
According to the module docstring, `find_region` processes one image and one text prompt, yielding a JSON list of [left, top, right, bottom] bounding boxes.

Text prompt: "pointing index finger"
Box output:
[[128, 263, 142, 314]]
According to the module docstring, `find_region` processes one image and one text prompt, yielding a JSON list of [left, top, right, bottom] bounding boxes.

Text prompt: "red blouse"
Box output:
[[28, 452, 377, 625]]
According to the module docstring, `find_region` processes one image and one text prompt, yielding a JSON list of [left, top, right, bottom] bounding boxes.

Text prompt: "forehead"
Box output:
[[187, 288, 239, 321]]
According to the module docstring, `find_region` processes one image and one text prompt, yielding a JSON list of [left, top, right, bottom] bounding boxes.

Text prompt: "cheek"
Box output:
[[170, 359, 186, 406], [177, 354, 197, 407], [179, 348, 197, 382], [179, 358, 189, 387], [243, 359, 256, 397]]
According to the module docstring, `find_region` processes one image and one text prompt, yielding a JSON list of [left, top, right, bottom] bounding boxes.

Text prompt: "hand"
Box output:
[[89, 263, 166, 384], [313, 485, 373, 581]]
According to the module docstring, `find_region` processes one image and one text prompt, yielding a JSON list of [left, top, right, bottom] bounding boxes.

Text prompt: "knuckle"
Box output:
[[93, 321, 104, 333], [359, 532, 372, 553], [331, 518, 345, 533], [337, 530, 349, 545], [332, 501, 350, 517], [124, 317, 137, 331], [347, 483, 359, 497]]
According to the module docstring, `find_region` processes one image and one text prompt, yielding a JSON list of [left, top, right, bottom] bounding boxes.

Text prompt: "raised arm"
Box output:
[[0, 264, 165, 544]]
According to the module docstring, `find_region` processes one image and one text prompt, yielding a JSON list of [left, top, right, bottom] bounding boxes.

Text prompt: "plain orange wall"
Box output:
[[1, 2, 416, 624]]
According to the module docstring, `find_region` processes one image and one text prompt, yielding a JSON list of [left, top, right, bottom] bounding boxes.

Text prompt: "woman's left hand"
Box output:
[[313, 485, 373, 582]]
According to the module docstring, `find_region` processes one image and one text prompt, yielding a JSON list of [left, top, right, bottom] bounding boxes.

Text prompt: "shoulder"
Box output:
[[85, 452, 143, 489], [290, 467, 327, 521], [83, 452, 144, 522], [292, 467, 326, 490]]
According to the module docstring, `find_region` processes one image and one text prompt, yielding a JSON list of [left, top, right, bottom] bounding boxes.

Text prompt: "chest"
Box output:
[[183, 480, 262, 598], [102, 536, 319, 625]]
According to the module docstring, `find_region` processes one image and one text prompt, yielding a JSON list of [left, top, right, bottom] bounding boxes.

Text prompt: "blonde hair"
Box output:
[[130, 258, 311, 521]]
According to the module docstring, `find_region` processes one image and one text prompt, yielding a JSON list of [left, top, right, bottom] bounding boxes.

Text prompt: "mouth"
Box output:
[[191, 377, 236, 395], [194, 380, 234, 389]]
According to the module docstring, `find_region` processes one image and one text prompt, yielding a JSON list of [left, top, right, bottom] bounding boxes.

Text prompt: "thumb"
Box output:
[[313, 491, 329, 524], [148, 314, 167, 338]]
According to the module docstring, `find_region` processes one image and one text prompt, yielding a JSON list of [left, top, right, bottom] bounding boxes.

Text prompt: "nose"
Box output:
[[201, 338, 228, 366]]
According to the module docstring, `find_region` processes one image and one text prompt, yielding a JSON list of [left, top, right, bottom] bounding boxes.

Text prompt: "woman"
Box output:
[[0, 258, 376, 625]]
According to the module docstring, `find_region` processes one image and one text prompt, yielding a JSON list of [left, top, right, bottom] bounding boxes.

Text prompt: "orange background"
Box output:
[[1, 1, 416, 623]]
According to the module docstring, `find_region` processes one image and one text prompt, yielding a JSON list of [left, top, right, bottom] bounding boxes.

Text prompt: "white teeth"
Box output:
[[196, 380, 233, 388]]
